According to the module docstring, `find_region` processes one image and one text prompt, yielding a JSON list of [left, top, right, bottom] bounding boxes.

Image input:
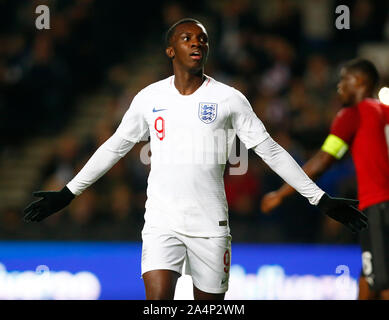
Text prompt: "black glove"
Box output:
[[317, 193, 368, 233], [23, 186, 75, 222]]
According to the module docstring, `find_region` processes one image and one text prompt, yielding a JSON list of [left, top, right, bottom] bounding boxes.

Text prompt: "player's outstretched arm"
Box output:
[[23, 133, 135, 222], [253, 137, 367, 233], [261, 150, 336, 213]]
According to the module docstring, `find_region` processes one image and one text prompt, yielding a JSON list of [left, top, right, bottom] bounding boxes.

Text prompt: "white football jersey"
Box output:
[[115, 75, 269, 237]]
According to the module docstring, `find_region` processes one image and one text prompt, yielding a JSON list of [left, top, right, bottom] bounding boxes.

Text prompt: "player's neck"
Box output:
[[354, 92, 372, 105], [173, 69, 205, 95]]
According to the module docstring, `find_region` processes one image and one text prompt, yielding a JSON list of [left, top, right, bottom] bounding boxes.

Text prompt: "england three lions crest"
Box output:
[[198, 102, 217, 124]]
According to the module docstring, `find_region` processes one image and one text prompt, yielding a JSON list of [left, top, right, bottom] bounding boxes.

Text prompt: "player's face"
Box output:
[[167, 22, 209, 73], [337, 68, 358, 106]]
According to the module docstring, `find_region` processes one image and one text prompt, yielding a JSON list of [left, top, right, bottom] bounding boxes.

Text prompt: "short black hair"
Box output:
[[165, 18, 204, 47], [343, 58, 380, 91]]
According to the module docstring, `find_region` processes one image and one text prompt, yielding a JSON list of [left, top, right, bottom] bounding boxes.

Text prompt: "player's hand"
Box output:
[[23, 186, 75, 222], [261, 191, 283, 213], [317, 193, 368, 233]]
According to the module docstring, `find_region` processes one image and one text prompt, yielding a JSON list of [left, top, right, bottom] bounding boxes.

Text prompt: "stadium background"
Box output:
[[0, 0, 388, 299]]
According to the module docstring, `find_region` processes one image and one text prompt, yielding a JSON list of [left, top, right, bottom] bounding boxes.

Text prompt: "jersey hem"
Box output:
[[359, 193, 389, 211]]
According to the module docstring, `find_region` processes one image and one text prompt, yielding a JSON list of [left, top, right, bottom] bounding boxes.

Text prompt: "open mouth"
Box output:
[[190, 51, 202, 61]]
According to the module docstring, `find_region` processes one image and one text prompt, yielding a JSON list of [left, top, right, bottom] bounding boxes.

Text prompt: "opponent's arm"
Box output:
[[261, 150, 336, 213], [254, 136, 367, 233], [23, 133, 135, 222], [253, 137, 326, 206], [279, 150, 336, 195], [261, 133, 348, 213]]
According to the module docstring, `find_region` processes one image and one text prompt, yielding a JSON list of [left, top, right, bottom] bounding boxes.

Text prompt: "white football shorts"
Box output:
[[141, 226, 232, 294]]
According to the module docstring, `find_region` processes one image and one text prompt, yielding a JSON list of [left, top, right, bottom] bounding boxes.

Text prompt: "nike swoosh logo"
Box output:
[[153, 107, 167, 113]]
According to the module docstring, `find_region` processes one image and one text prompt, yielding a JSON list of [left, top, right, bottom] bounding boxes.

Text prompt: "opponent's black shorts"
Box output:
[[360, 201, 389, 291]]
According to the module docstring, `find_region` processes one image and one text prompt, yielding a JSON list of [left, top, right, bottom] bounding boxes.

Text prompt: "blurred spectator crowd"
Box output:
[[1, 0, 389, 243]]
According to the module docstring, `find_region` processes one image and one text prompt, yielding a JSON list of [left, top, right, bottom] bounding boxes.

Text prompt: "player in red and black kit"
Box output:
[[261, 58, 389, 300]]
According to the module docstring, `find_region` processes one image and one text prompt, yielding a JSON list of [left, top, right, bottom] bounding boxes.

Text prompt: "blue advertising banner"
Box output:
[[0, 242, 361, 300]]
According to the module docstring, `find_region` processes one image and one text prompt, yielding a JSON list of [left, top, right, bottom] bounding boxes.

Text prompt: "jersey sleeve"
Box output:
[[228, 90, 270, 149], [321, 107, 359, 159], [66, 133, 135, 195], [115, 92, 150, 143]]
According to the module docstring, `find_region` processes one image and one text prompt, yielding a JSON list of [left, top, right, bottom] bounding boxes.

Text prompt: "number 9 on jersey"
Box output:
[[155, 117, 165, 141]]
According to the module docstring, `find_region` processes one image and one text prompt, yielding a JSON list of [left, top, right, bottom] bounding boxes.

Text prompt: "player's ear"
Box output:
[[166, 46, 175, 60], [354, 72, 366, 88]]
